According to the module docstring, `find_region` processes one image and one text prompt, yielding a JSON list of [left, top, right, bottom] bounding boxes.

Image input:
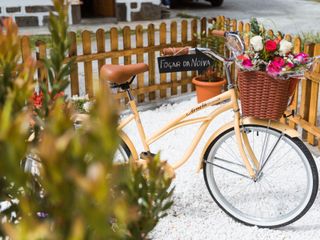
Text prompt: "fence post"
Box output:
[[123, 26, 132, 103], [147, 24, 156, 101], [21, 36, 31, 63], [300, 43, 315, 139], [96, 28, 106, 88], [181, 20, 188, 94], [110, 27, 121, 103], [191, 18, 198, 91], [135, 25, 145, 103], [36, 40, 48, 88], [200, 17, 207, 47], [170, 21, 178, 96], [244, 23, 250, 49], [288, 36, 302, 129], [68, 32, 79, 96], [307, 43, 320, 145], [82, 30, 93, 97], [230, 19, 237, 83], [160, 22, 167, 98]]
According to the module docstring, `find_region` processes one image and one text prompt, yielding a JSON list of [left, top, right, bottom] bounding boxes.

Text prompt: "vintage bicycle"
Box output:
[[99, 30, 319, 228]]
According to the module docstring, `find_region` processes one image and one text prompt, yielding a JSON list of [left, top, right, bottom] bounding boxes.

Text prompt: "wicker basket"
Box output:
[[238, 71, 297, 121]]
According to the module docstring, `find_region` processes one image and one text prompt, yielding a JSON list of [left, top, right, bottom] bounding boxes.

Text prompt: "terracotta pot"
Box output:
[[192, 77, 226, 103]]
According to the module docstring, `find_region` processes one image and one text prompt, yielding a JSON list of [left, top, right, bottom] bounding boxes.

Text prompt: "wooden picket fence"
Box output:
[[27, 19, 200, 104], [20, 16, 320, 150]]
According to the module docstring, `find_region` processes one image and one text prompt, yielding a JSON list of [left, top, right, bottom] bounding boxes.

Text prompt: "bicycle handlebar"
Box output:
[[162, 47, 190, 56], [211, 30, 226, 37]]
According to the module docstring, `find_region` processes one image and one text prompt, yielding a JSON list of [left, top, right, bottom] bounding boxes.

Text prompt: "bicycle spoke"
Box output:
[[258, 133, 283, 175], [219, 142, 243, 166], [205, 160, 251, 179], [214, 156, 246, 168], [263, 148, 295, 175]]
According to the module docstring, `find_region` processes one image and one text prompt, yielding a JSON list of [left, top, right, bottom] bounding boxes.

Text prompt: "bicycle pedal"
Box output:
[[140, 151, 156, 160]]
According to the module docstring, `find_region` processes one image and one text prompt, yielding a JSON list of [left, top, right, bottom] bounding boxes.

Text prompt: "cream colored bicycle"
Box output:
[[100, 30, 318, 228]]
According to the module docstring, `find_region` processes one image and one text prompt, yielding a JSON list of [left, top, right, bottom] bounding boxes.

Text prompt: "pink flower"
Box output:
[[265, 40, 278, 52], [242, 59, 253, 68], [294, 53, 309, 63], [273, 57, 285, 67], [286, 62, 294, 69], [267, 61, 282, 77]]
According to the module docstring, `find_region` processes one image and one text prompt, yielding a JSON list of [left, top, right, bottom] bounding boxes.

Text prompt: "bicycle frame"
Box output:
[[118, 88, 260, 178], [116, 33, 303, 179]]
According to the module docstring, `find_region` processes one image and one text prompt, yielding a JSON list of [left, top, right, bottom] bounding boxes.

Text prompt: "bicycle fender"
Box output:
[[119, 130, 139, 161], [196, 117, 300, 172]]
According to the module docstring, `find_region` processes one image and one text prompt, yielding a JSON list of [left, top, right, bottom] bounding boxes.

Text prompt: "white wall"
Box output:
[[0, 0, 79, 25]]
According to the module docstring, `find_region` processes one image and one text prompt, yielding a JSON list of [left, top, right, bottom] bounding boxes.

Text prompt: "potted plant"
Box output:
[[192, 67, 226, 103]]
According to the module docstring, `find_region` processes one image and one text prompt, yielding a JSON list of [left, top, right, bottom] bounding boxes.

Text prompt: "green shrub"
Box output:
[[0, 0, 174, 239], [299, 32, 320, 45]]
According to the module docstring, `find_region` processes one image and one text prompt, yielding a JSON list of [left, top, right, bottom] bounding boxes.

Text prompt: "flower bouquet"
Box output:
[[236, 18, 311, 120]]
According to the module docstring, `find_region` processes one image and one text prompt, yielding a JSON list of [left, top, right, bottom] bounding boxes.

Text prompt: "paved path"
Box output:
[[19, 0, 320, 36], [171, 0, 320, 34]]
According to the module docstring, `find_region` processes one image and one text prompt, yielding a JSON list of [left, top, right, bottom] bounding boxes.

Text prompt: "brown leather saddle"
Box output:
[[100, 63, 149, 87]]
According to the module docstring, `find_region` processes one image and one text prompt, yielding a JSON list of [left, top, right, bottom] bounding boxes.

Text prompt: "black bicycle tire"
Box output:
[[117, 141, 131, 163]]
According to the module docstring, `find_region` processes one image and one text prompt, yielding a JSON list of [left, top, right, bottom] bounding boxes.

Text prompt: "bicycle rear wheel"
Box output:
[[113, 142, 131, 164], [203, 125, 318, 228]]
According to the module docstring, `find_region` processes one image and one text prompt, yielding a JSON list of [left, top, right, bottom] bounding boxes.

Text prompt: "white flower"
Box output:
[[83, 101, 92, 113], [71, 94, 90, 102], [250, 36, 263, 51], [279, 40, 293, 55], [71, 95, 79, 101], [207, 23, 214, 30]]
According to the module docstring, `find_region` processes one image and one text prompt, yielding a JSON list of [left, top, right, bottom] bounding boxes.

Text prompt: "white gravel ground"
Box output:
[[122, 96, 320, 240]]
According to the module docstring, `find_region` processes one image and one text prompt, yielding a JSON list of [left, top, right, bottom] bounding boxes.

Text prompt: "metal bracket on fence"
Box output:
[[283, 110, 295, 118]]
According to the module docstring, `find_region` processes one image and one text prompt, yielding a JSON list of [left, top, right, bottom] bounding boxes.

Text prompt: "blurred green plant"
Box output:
[[0, 17, 36, 231], [34, 0, 73, 120], [124, 155, 174, 240], [299, 32, 320, 47], [1, 0, 174, 239]]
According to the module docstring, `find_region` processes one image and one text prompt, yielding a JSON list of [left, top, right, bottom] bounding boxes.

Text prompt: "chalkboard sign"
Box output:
[[158, 48, 214, 73]]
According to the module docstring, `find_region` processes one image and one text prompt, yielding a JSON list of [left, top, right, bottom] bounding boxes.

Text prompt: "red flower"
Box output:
[[31, 91, 65, 109], [53, 91, 65, 100], [237, 55, 248, 60], [265, 40, 277, 52], [32, 91, 43, 109]]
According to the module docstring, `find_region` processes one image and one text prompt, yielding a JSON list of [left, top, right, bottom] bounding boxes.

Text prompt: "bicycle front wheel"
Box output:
[[203, 125, 318, 228]]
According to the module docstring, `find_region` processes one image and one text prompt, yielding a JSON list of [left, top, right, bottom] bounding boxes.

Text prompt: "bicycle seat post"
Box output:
[[124, 75, 135, 101], [126, 89, 134, 101]]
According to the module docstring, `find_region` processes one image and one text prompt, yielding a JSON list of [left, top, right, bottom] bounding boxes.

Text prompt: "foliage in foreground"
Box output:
[[0, 0, 174, 239]]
